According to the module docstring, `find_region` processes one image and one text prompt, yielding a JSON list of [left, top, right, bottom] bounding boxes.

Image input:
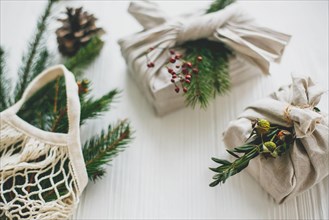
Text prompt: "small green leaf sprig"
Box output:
[[209, 119, 295, 187]]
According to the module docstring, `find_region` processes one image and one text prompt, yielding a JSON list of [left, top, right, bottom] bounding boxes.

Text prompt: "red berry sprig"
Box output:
[[145, 47, 203, 94], [145, 47, 155, 68]]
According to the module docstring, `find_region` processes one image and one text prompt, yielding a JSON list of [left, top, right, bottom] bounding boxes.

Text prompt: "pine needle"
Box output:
[[180, 0, 235, 108], [64, 36, 104, 75], [80, 89, 120, 125], [0, 47, 12, 111], [206, 0, 236, 13], [182, 40, 232, 108], [83, 120, 133, 181], [15, 0, 55, 101]]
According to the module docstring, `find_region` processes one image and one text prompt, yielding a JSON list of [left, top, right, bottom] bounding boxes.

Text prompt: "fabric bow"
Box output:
[[120, 0, 291, 74], [240, 75, 326, 138]]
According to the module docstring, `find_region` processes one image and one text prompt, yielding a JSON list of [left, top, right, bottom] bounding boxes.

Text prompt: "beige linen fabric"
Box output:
[[223, 75, 329, 203], [0, 65, 88, 219], [119, 1, 291, 115]]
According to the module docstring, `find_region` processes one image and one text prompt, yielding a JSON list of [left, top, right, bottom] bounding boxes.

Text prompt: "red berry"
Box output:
[[175, 53, 182, 59], [185, 74, 191, 79], [147, 63, 154, 68], [187, 62, 192, 68], [175, 87, 180, 93], [167, 68, 173, 74], [192, 68, 199, 73], [147, 62, 155, 68], [170, 49, 175, 55], [182, 62, 187, 68], [172, 74, 177, 79], [197, 56, 203, 62], [169, 57, 176, 63], [182, 68, 189, 74], [171, 79, 175, 83], [183, 87, 188, 93], [185, 79, 191, 84], [149, 47, 154, 51]]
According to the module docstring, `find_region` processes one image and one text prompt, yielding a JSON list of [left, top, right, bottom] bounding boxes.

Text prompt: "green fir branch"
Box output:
[[17, 36, 107, 132], [80, 89, 119, 125], [182, 40, 232, 108], [64, 36, 104, 75], [0, 47, 12, 111], [206, 0, 236, 13], [180, 0, 235, 108], [15, 0, 56, 101], [31, 49, 50, 79], [83, 120, 132, 181]]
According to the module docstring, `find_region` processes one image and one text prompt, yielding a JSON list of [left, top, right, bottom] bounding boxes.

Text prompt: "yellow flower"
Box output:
[[262, 141, 278, 158], [263, 141, 276, 151], [255, 119, 270, 135]]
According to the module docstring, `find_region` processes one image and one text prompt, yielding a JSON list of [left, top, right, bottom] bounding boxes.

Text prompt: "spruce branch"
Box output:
[[80, 89, 119, 125], [64, 36, 104, 75], [206, 0, 236, 13], [180, 0, 234, 108], [83, 120, 133, 181], [15, 0, 55, 101], [31, 49, 50, 80], [16, 35, 106, 132], [0, 47, 12, 111], [183, 40, 231, 108]]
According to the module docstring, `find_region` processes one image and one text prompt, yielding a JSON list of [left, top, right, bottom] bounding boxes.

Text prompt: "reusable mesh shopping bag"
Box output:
[[0, 65, 88, 219]]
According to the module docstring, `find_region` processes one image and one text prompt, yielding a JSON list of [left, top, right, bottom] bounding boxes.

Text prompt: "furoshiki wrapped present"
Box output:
[[119, 0, 291, 115], [222, 75, 328, 203]]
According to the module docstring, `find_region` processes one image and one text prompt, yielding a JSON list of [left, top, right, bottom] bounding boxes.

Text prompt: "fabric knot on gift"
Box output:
[[284, 105, 322, 138]]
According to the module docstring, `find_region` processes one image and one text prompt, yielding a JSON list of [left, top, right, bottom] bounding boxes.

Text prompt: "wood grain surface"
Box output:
[[1, 1, 328, 219]]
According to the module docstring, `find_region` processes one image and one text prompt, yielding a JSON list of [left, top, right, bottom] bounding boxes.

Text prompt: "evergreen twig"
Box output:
[[83, 120, 132, 181], [206, 0, 236, 13], [64, 36, 104, 75], [80, 89, 119, 125], [15, 0, 55, 101], [181, 0, 234, 108], [0, 48, 12, 111], [183, 40, 231, 108]]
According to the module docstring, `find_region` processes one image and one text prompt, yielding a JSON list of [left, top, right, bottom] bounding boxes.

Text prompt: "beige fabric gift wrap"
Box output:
[[223, 75, 329, 203], [119, 1, 291, 115]]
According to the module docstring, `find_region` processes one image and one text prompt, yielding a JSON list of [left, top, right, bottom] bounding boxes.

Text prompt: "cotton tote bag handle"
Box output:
[[6, 64, 88, 192]]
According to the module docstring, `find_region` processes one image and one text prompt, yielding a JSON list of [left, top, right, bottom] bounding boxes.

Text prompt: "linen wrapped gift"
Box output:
[[118, 0, 291, 115], [223, 75, 329, 203]]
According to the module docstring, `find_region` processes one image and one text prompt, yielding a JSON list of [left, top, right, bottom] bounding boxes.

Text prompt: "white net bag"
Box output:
[[0, 65, 88, 219]]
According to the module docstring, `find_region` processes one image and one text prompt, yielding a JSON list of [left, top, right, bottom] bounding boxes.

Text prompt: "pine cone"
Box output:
[[56, 7, 105, 56]]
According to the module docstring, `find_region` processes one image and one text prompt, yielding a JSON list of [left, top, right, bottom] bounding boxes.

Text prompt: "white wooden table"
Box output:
[[1, 1, 328, 219]]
